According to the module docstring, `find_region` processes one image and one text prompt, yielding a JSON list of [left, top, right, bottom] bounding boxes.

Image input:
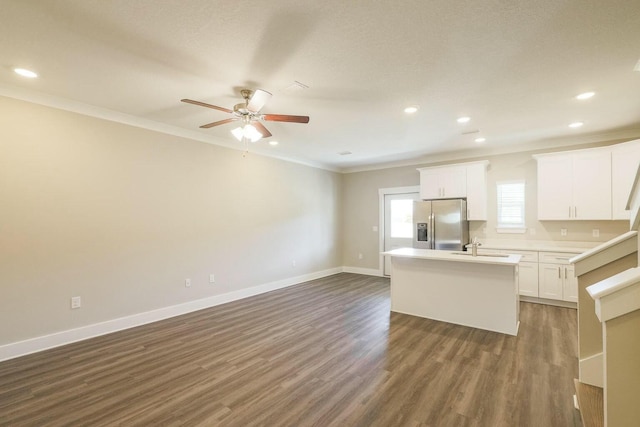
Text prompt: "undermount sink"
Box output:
[[450, 252, 509, 258]]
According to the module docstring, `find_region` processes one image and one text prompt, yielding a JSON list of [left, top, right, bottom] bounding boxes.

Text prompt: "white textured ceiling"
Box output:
[[2, 0, 640, 171]]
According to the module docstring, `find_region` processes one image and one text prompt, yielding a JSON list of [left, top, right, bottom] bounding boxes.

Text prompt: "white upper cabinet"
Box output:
[[537, 154, 573, 220], [535, 148, 611, 220], [611, 140, 640, 220], [465, 161, 489, 220], [572, 149, 612, 219], [417, 162, 489, 218], [418, 165, 466, 199]]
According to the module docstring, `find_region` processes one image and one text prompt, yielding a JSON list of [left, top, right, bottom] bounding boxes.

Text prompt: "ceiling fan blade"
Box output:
[[246, 89, 272, 113], [200, 118, 238, 129], [253, 121, 272, 138], [181, 99, 233, 114], [263, 114, 310, 124]]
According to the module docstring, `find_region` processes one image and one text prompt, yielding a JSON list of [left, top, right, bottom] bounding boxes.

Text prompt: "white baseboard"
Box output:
[[579, 352, 604, 388], [0, 267, 342, 362], [342, 266, 384, 277], [520, 296, 577, 309]]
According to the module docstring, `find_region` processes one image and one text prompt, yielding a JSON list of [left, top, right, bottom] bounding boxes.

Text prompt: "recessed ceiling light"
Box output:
[[569, 122, 584, 128], [269, 140, 279, 146], [457, 116, 470, 124], [404, 105, 419, 114], [576, 92, 595, 100], [13, 68, 38, 78], [474, 137, 486, 143]]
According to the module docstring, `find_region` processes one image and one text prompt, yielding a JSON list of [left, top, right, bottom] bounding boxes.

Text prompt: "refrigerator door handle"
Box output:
[[430, 213, 435, 249]]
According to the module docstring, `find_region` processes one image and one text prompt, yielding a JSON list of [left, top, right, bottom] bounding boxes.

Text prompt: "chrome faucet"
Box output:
[[470, 236, 482, 256]]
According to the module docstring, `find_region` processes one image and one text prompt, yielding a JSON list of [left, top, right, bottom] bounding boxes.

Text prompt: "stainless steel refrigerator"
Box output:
[[413, 199, 469, 250]]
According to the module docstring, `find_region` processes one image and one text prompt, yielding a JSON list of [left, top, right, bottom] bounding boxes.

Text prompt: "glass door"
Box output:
[[383, 192, 419, 276]]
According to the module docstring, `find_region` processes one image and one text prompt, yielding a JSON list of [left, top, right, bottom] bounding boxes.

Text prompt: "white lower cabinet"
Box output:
[[518, 262, 539, 297], [538, 252, 579, 302], [479, 248, 579, 302]]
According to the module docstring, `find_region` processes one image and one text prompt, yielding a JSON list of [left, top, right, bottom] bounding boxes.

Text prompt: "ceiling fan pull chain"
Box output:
[[242, 137, 249, 158]]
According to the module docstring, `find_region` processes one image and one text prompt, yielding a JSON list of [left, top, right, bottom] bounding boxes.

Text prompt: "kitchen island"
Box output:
[[382, 247, 521, 335]]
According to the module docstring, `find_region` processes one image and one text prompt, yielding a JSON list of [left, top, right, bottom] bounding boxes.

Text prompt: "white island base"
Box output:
[[384, 248, 521, 336]]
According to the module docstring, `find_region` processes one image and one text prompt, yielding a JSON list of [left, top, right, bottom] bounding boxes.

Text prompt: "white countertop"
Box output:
[[382, 247, 521, 266], [476, 239, 596, 254]]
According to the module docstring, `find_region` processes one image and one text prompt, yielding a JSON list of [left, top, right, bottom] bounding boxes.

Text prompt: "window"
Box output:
[[390, 199, 414, 238], [497, 180, 526, 233]]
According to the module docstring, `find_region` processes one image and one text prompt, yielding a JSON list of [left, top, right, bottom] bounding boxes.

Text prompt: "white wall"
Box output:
[[0, 96, 342, 346]]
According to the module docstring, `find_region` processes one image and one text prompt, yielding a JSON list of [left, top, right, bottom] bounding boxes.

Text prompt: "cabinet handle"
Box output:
[[569, 206, 572, 218], [555, 257, 570, 261], [558, 267, 561, 278], [565, 267, 567, 279], [574, 206, 577, 218]]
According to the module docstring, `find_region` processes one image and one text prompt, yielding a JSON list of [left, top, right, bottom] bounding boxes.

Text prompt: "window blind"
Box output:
[[497, 181, 525, 228]]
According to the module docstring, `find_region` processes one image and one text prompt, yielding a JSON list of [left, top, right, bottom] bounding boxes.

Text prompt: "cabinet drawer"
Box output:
[[503, 250, 538, 263], [539, 251, 580, 264]]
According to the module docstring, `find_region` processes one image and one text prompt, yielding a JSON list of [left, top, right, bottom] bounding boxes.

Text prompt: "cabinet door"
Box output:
[[572, 150, 611, 220], [537, 155, 572, 220], [562, 265, 578, 302], [612, 141, 640, 220], [538, 263, 563, 300], [419, 169, 443, 199], [466, 163, 487, 220], [518, 262, 539, 297], [441, 166, 467, 198]]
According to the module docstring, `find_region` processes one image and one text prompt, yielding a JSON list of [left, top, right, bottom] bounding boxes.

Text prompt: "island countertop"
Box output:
[[382, 247, 521, 266]]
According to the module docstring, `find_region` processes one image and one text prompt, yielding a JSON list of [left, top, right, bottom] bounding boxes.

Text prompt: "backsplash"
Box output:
[[470, 220, 630, 244]]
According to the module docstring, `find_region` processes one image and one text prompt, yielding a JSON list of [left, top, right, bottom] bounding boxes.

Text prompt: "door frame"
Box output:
[[378, 185, 420, 275]]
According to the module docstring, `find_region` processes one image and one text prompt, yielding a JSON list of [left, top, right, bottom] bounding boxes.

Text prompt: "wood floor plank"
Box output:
[[0, 273, 582, 426]]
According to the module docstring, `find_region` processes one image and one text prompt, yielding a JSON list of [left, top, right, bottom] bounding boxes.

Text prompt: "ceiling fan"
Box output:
[[181, 89, 309, 143]]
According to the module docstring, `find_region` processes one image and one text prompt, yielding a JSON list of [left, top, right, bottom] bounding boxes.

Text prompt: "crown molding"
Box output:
[[0, 84, 339, 173], [340, 130, 640, 173]]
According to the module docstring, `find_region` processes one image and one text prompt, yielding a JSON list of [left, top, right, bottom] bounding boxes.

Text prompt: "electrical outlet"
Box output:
[[185, 278, 191, 287], [560, 228, 567, 236], [372, 226, 378, 232], [592, 229, 600, 237], [358, 253, 363, 260], [71, 296, 81, 309], [209, 274, 215, 284]]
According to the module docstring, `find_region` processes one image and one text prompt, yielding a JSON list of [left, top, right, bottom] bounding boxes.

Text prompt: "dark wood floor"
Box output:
[[0, 273, 581, 426]]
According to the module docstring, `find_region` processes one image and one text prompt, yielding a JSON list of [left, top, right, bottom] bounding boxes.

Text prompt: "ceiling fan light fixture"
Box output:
[[269, 140, 279, 146], [231, 124, 262, 143]]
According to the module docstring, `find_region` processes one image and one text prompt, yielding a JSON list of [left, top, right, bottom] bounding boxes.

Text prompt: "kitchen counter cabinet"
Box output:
[[535, 148, 612, 220], [538, 252, 579, 302], [611, 139, 640, 220], [479, 242, 587, 303], [465, 161, 489, 221], [418, 165, 466, 200], [382, 248, 520, 335]]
